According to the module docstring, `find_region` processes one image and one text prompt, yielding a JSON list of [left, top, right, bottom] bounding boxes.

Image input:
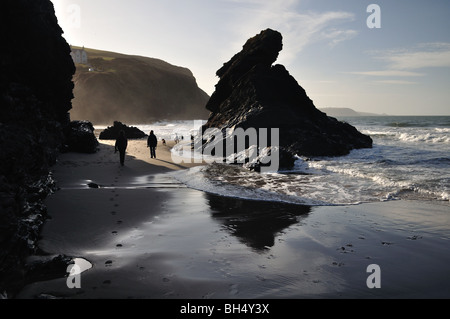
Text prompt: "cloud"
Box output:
[[375, 80, 417, 85], [380, 43, 450, 70], [351, 43, 450, 84], [349, 70, 424, 77], [321, 28, 358, 47]]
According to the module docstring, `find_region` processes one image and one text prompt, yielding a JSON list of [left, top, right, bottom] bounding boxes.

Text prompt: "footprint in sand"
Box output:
[[110, 211, 117, 215], [117, 220, 123, 225]]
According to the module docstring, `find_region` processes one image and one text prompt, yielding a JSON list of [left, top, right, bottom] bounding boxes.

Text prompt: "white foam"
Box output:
[[362, 127, 450, 145], [169, 165, 333, 206]]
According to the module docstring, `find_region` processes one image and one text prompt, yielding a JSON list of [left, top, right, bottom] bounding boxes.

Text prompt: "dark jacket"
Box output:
[[147, 133, 157, 148], [115, 134, 128, 152]]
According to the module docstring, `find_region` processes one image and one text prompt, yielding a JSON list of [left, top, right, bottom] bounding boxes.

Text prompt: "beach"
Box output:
[[16, 138, 450, 299]]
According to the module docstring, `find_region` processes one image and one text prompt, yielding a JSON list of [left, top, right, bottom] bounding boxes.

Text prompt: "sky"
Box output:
[[51, 0, 450, 115]]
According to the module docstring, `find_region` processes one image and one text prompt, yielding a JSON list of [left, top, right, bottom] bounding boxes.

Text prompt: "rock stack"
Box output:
[[202, 29, 373, 169]]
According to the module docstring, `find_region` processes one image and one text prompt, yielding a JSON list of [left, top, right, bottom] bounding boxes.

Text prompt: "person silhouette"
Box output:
[[147, 130, 158, 159], [115, 130, 128, 166]]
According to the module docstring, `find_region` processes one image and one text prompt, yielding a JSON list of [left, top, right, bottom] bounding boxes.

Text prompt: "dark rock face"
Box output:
[[65, 121, 99, 153], [0, 0, 75, 296], [1, 0, 75, 122], [99, 121, 147, 140], [203, 29, 372, 169]]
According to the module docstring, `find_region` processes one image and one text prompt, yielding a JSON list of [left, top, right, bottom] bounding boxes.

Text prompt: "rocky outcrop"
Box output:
[[99, 121, 147, 140], [0, 0, 75, 296], [65, 121, 99, 154], [202, 29, 372, 169]]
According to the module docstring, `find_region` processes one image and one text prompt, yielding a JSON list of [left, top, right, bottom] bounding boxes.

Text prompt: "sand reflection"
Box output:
[[206, 194, 311, 252]]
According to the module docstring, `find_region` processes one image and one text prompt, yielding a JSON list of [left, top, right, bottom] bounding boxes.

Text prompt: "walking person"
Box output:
[[115, 130, 128, 166], [147, 130, 158, 159]]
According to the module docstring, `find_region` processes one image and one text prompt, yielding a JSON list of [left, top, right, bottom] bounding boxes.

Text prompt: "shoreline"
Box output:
[[15, 139, 450, 299]]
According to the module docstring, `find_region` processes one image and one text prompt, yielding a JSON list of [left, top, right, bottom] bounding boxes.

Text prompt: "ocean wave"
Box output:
[[385, 121, 429, 128], [412, 157, 450, 166], [170, 157, 449, 206], [387, 186, 449, 202], [306, 159, 410, 189], [397, 132, 450, 144], [378, 116, 450, 128], [169, 164, 333, 206], [362, 129, 450, 144]]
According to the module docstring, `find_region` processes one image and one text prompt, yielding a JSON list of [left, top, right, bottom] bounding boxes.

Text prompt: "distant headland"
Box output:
[[319, 107, 386, 117]]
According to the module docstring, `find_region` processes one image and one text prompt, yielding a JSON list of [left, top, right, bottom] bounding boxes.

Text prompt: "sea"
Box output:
[[118, 116, 450, 207]]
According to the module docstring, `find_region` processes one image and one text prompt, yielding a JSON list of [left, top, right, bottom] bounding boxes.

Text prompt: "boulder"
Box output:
[[99, 121, 147, 140], [65, 120, 99, 153], [202, 29, 373, 170]]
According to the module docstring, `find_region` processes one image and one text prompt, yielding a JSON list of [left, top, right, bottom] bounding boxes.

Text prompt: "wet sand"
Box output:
[[16, 139, 450, 299]]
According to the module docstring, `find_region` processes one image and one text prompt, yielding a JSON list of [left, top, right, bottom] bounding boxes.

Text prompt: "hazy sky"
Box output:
[[51, 0, 450, 115]]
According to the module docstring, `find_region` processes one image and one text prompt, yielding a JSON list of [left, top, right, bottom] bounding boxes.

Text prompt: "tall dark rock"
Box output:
[[203, 29, 372, 169], [1, 0, 75, 121], [0, 0, 75, 296]]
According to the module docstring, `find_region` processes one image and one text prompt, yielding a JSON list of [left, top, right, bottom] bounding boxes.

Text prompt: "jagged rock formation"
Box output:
[[0, 0, 75, 296], [202, 29, 373, 169], [70, 48, 211, 124], [99, 121, 147, 140], [65, 121, 99, 153]]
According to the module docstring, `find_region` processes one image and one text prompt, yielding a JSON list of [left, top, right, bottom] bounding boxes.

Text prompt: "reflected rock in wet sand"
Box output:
[[206, 194, 310, 252]]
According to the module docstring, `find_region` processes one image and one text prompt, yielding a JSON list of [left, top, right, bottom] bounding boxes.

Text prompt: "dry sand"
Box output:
[[16, 138, 450, 300]]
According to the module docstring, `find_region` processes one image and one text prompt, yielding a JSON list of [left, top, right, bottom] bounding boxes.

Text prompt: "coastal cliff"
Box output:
[[0, 0, 75, 296], [70, 48, 210, 124]]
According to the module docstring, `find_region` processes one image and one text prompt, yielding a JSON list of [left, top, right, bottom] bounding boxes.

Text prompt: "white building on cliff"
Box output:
[[70, 47, 88, 65]]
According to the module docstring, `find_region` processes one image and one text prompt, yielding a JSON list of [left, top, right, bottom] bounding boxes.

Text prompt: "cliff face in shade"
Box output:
[[70, 48, 210, 124], [203, 29, 373, 168], [0, 0, 76, 296]]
